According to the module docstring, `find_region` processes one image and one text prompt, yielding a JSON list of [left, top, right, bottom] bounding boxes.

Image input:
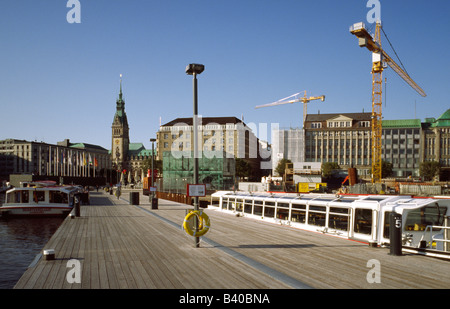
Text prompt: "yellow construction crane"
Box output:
[[350, 21, 426, 183], [255, 90, 325, 125]]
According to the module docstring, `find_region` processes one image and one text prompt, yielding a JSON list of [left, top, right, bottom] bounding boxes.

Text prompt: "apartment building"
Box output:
[[156, 116, 263, 174]]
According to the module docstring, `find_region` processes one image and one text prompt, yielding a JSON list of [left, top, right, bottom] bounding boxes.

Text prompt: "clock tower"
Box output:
[[111, 75, 130, 173]]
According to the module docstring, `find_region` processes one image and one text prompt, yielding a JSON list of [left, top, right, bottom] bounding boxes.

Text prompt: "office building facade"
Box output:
[[0, 138, 111, 182]]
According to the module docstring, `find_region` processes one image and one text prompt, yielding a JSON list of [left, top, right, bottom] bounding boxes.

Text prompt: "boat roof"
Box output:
[[212, 191, 450, 210], [7, 183, 82, 194]]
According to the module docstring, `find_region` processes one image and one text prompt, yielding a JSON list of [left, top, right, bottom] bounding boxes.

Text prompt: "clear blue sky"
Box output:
[[1, 0, 449, 150]]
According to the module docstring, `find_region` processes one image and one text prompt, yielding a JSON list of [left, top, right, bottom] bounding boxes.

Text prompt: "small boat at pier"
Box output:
[[0, 181, 83, 217]]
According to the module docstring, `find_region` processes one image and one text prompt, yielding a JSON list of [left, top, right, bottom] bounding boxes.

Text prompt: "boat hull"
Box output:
[[0, 206, 72, 217]]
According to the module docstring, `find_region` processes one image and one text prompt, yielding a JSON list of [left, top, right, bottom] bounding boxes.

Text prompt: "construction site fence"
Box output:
[[155, 191, 210, 208], [347, 182, 449, 196]]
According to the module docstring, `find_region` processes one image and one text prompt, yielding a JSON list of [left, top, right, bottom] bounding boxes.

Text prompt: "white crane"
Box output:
[[255, 90, 325, 125]]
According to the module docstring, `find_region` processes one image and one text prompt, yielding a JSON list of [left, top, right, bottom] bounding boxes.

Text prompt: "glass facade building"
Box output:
[[162, 151, 235, 192]]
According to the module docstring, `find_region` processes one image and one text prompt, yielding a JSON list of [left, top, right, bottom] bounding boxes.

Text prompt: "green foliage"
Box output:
[[275, 158, 292, 177], [419, 161, 441, 181], [235, 158, 252, 178], [321, 162, 340, 178], [381, 161, 393, 178]]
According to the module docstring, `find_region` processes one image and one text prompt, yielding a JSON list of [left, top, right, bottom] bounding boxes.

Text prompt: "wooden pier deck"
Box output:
[[14, 191, 450, 289]]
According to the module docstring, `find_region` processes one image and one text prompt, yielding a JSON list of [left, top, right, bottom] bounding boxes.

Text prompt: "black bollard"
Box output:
[[74, 195, 80, 217], [151, 197, 158, 209], [389, 212, 402, 256]]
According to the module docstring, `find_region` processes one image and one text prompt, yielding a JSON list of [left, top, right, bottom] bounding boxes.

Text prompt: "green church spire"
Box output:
[[119, 73, 123, 100], [114, 74, 127, 125]]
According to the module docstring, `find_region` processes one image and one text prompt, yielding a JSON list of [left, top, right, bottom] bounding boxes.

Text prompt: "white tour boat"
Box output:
[[209, 191, 450, 259], [0, 181, 82, 217]]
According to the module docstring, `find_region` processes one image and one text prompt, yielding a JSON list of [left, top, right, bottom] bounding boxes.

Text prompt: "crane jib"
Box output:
[[350, 22, 426, 97], [382, 52, 426, 97]]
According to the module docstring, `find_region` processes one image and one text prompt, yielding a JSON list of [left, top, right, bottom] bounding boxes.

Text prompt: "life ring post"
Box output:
[[183, 210, 210, 239]]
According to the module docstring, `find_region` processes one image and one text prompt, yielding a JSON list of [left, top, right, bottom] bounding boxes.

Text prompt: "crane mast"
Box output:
[[371, 22, 383, 185], [350, 21, 426, 183]]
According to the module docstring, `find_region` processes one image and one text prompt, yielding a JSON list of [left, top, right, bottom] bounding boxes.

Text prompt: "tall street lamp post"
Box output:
[[186, 63, 204, 248], [149, 138, 157, 208]]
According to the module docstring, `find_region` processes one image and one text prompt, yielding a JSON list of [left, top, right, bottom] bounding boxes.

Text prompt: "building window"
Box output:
[[359, 121, 370, 127]]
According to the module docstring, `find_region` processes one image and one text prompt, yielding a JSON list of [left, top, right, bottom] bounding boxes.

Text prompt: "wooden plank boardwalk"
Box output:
[[14, 190, 450, 289]]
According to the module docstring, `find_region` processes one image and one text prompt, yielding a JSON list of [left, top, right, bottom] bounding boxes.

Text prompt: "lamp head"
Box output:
[[185, 63, 205, 75]]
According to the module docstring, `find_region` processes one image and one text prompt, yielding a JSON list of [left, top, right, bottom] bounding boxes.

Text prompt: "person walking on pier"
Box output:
[[116, 182, 121, 200]]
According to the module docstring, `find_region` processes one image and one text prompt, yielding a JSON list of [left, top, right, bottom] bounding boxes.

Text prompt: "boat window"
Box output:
[[253, 200, 263, 216], [383, 211, 391, 239], [21, 191, 29, 203], [244, 200, 253, 214], [404, 204, 448, 232], [264, 204, 275, 218], [210, 196, 220, 207], [308, 212, 326, 226], [354, 208, 372, 235], [223, 198, 229, 209], [291, 209, 306, 223], [235, 199, 243, 212], [329, 213, 349, 231], [277, 202, 290, 208], [276, 208, 289, 220], [50, 191, 68, 204], [33, 191, 45, 203], [309, 205, 326, 212], [227, 198, 235, 210], [254, 200, 263, 205], [292, 202, 306, 210], [330, 207, 348, 214], [329, 208, 349, 231], [254, 205, 263, 216]]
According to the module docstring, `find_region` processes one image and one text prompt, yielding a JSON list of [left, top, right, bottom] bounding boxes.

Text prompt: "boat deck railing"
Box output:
[[418, 216, 450, 251]]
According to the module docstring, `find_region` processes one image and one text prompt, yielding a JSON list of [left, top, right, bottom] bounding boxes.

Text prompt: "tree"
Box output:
[[235, 158, 252, 178], [420, 161, 441, 181], [381, 161, 393, 178], [275, 159, 292, 178], [322, 162, 340, 178]]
